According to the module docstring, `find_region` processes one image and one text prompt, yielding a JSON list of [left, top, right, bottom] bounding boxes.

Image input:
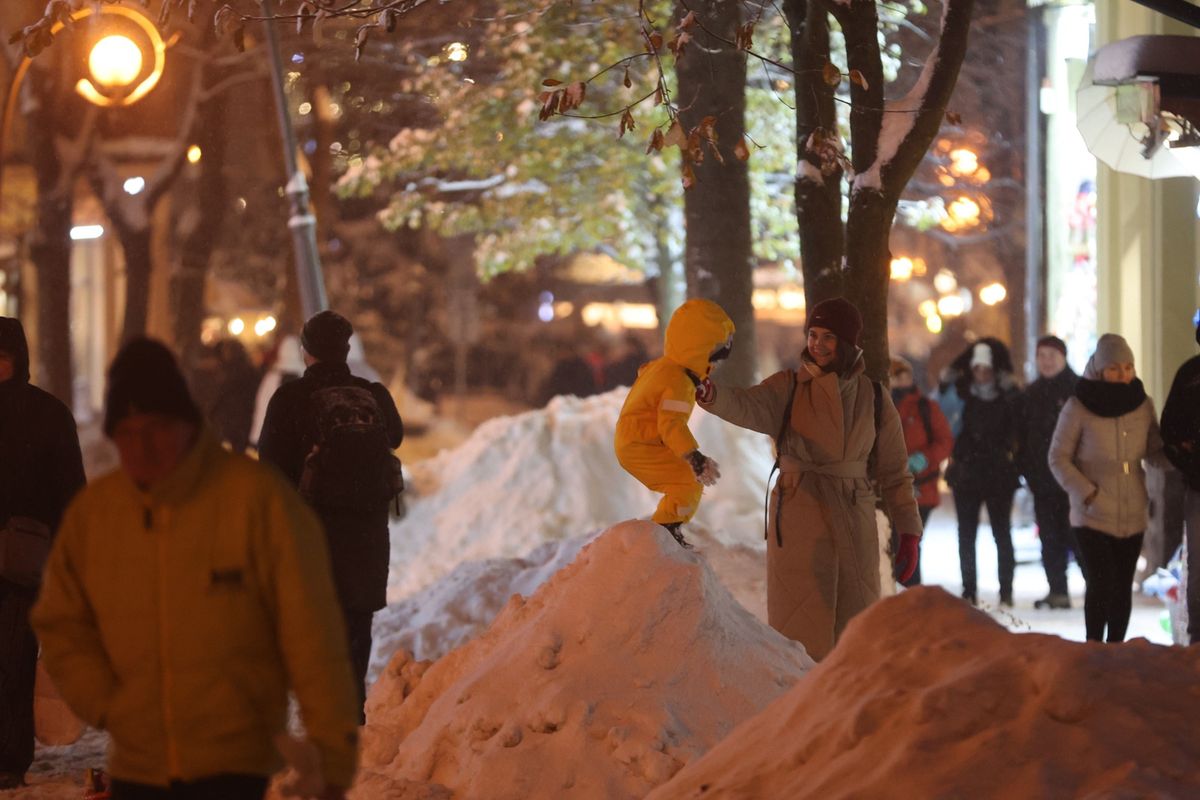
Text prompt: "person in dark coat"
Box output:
[[604, 334, 650, 391], [258, 311, 403, 720], [1160, 313, 1200, 645], [538, 339, 600, 405], [1018, 335, 1080, 609], [209, 338, 262, 454], [0, 317, 85, 789], [938, 338, 1022, 607]]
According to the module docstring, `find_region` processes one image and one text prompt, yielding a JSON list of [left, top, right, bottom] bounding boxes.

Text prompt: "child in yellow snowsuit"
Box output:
[[615, 298, 734, 547]]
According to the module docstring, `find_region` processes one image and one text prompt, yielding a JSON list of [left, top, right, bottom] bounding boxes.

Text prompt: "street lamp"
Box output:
[[88, 35, 143, 89]]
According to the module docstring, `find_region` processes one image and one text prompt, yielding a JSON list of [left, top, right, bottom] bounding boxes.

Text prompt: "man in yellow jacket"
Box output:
[[32, 339, 359, 800], [615, 299, 734, 547]]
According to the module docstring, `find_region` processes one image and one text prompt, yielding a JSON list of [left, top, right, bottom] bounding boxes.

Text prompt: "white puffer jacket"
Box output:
[[1048, 395, 1165, 537]]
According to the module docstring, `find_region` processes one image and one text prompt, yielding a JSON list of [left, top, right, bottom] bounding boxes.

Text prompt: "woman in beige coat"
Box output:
[[697, 298, 922, 660], [1048, 333, 1165, 642]]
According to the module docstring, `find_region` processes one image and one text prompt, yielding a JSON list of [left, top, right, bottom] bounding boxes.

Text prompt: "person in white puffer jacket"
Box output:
[[1048, 333, 1167, 642]]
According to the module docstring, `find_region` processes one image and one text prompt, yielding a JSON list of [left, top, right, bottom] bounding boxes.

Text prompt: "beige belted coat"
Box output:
[[700, 354, 922, 660]]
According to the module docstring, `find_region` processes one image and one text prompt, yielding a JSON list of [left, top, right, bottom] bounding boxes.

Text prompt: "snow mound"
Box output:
[[388, 390, 774, 601], [647, 586, 1200, 800], [358, 521, 813, 799]]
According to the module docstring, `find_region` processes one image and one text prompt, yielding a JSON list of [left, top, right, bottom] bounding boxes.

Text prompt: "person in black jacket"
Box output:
[[941, 338, 1022, 607], [1160, 314, 1200, 645], [258, 311, 403, 719], [1019, 335, 1080, 609], [0, 317, 86, 789]]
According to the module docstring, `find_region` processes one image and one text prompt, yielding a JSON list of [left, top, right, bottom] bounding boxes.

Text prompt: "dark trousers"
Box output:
[[1186, 488, 1200, 644], [1074, 526, 1143, 643], [0, 584, 37, 776], [954, 484, 1016, 598], [891, 506, 935, 587], [344, 608, 374, 724], [1032, 489, 1075, 595], [111, 774, 268, 800]]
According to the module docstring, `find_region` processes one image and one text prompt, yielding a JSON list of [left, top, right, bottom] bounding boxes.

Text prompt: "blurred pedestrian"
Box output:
[[1019, 335, 1080, 609], [210, 338, 261, 454], [1160, 313, 1200, 644], [259, 311, 403, 721], [32, 338, 358, 799], [604, 333, 650, 390], [250, 335, 304, 450], [939, 339, 1021, 607], [538, 339, 600, 405], [0, 317, 85, 790], [1049, 333, 1165, 643], [697, 298, 922, 660], [889, 356, 953, 587]]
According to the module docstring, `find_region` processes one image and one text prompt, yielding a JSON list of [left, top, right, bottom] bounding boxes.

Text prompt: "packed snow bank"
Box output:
[[371, 521, 768, 670], [388, 390, 774, 601], [358, 521, 813, 799], [647, 586, 1200, 800]]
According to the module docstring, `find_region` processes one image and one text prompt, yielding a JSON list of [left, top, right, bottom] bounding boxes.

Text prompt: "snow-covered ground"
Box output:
[[10, 390, 1183, 797]]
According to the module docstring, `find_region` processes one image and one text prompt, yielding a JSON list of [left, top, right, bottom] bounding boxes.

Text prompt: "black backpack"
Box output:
[[300, 385, 403, 512]]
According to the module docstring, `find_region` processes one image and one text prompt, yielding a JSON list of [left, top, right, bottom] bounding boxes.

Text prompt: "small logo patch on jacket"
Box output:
[[210, 568, 245, 588]]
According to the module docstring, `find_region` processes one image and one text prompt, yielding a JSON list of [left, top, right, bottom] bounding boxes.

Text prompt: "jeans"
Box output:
[[953, 485, 1016, 599], [1074, 526, 1143, 643], [111, 774, 268, 800], [1032, 489, 1075, 595]]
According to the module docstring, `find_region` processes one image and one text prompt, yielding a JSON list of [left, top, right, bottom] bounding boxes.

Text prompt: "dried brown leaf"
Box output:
[[822, 61, 841, 88], [646, 128, 665, 154], [542, 78, 563, 87], [945, 110, 963, 125], [681, 163, 696, 190], [679, 10, 696, 30], [734, 137, 750, 161], [663, 120, 687, 148], [647, 31, 663, 52], [849, 69, 868, 90]]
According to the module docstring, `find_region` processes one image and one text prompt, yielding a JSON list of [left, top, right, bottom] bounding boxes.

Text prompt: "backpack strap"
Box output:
[[918, 396, 935, 446], [765, 370, 797, 547], [867, 379, 883, 478]]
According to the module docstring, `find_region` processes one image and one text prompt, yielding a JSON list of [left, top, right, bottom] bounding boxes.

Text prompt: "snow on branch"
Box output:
[[851, 0, 974, 196]]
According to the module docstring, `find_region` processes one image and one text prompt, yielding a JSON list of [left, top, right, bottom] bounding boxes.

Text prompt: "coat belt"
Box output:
[[778, 454, 868, 480]]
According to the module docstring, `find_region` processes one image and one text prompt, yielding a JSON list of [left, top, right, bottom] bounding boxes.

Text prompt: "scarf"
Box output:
[[1074, 377, 1146, 418]]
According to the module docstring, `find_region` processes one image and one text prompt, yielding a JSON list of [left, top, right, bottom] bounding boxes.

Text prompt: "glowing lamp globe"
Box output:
[[88, 35, 143, 88]]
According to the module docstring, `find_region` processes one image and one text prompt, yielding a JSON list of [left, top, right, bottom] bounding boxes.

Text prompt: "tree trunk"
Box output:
[[675, 0, 756, 387], [28, 192, 73, 404], [652, 208, 684, 341], [117, 225, 152, 343], [843, 192, 899, 381], [787, 0, 845, 308]]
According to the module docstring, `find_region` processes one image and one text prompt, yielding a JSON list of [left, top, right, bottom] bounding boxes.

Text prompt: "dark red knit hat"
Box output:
[[807, 297, 863, 346]]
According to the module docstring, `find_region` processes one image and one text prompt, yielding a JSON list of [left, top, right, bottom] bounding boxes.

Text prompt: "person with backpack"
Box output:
[[1159, 312, 1200, 644], [0, 317, 86, 790], [696, 298, 922, 661], [258, 311, 403, 719], [1018, 335, 1080, 610], [889, 356, 953, 587]]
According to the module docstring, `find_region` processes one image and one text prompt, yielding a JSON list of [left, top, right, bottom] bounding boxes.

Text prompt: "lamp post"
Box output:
[[259, 0, 328, 319]]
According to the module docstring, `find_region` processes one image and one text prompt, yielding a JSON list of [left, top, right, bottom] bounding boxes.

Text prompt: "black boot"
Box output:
[[663, 522, 693, 550], [1034, 593, 1071, 610]]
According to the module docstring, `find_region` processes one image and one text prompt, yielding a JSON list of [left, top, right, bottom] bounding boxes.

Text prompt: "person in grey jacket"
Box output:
[[1048, 334, 1165, 642]]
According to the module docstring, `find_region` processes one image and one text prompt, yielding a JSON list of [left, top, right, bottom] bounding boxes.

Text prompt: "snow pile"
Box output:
[[647, 586, 1200, 800], [388, 389, 774, 600], [357, 521, 813, 799]]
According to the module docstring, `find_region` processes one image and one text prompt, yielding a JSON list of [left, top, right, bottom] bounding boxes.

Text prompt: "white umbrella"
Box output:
[[1076, 59, 1200, 179]]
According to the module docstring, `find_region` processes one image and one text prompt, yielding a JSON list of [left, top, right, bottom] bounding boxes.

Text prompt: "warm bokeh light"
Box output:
[[918, 299, 938, 318], [890, 257, 914, 282], [980, 282, 1008, 306], [187, 145, 202, 164], [445, 42, 469, 62], [777, 288, 805, 311], [227, 317, 245, 336], [254, 316, 278, 337], [933, 270, 958, 294], [925, 314, 944, 333], [948, 148, 979, 177], [941, 196, 982, 232], [752, 289, 779, 311], [937, 294, 966, 317], [88, 35, 143, 88]]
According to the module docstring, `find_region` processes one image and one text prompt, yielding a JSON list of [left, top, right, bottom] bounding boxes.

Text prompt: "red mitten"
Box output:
[[696, 377, 715, 404], [894, 533, 920, 583]]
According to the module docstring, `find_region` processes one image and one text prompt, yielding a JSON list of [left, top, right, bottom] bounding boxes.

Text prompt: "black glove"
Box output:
[[685, 450, 721, 486]]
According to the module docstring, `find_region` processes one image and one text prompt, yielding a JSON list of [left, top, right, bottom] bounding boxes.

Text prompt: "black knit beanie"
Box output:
[[300, 310, 353, 363], [807, 297, 863, 347], [103, 338, 202, 436], [1036, 335, 1068, 357]]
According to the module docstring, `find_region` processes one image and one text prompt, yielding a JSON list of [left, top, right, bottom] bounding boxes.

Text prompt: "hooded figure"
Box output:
[[1161, 313, 1200, 645], [697, 298, 921, 660], [614, 299, 734, 546], [0, 317, 85, 789]]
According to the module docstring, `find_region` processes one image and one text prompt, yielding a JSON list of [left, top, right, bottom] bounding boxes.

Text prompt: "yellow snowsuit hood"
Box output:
[[614, 299, 734, 525]]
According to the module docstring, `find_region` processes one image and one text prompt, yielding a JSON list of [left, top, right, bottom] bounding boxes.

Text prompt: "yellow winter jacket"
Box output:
[[615, 298, 735, 458], [32, 432, 360, 789]]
